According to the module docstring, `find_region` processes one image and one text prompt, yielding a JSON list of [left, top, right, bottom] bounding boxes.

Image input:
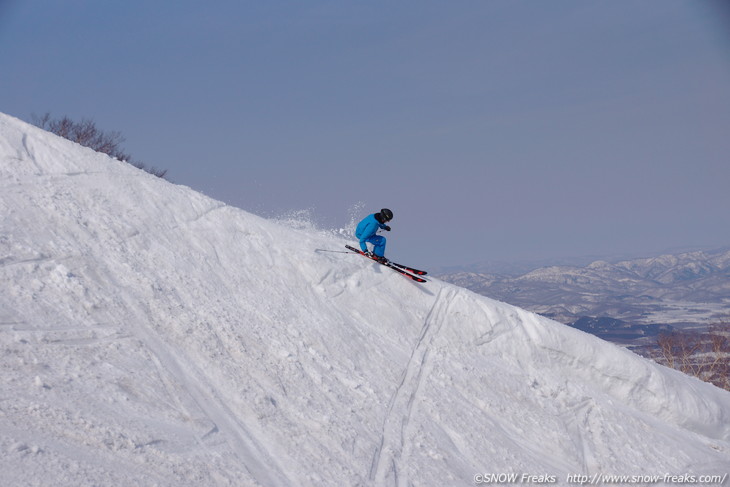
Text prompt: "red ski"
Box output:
[[345, 245, 428, 283]]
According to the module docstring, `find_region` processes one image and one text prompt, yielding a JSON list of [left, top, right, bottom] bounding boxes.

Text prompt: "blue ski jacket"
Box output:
[[355, 213, 388, 252]]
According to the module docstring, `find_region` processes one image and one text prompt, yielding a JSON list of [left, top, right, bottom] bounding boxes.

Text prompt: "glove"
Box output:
[[384, 225, 391, 231]]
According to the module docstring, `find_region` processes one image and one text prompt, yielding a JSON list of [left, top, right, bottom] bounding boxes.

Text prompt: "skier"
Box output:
[[355, 208, 393, 263]]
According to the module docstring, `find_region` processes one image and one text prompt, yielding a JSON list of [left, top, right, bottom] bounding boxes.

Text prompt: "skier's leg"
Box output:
[[370, 235, 386, 257]]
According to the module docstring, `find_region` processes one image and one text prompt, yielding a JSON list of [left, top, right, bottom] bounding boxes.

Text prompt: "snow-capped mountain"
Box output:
[[439, 249, 730, 332], [1, 112, 729, 486]]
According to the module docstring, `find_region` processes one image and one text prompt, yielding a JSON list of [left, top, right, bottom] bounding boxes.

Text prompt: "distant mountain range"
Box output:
[[439, 248, 730, 345]]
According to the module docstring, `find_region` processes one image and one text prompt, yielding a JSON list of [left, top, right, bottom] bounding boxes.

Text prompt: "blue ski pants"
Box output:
[[362, 235, 386, 257]]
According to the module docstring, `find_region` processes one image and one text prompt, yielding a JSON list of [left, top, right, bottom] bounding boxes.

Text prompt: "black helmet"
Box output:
[[380, 208, 393, 222]]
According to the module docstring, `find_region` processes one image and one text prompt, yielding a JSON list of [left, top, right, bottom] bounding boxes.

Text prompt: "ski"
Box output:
[[387, 261, 427, 276], [345, 245, 427, 275], [345, 245, 428, 283]]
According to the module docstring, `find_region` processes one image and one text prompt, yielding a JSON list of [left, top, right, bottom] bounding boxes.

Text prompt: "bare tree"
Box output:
[[654, 324, 730, 391], [705, 324, 730, 390], [32, 113, 167, 178]]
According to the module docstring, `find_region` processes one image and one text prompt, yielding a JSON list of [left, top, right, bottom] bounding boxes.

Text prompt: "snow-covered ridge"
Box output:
[[1, 112, 728, 486]]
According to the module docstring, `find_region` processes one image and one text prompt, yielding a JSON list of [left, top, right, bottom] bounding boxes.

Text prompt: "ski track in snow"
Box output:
[[370, 286, 456, 486], [130, 323, 293, 487]]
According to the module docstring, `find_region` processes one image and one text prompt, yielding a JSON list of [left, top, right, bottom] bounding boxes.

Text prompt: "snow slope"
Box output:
[[1, 112, 728, 486]]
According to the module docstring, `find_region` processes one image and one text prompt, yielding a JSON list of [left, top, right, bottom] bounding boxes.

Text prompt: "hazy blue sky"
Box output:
[[2, 1, 729, 269]]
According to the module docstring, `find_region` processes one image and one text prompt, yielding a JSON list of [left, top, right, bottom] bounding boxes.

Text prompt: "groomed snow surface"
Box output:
[[1, 112, 728, 486]]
